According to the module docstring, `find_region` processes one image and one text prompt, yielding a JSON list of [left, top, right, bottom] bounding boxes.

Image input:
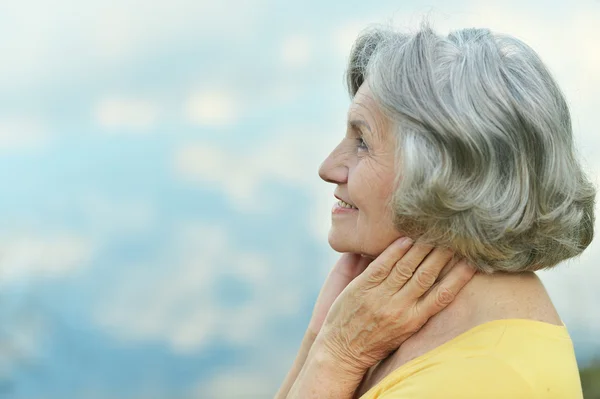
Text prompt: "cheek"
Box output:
[[348, 161, 372, 203], [349, 162, 394, 213], [352, 163, 399, 244]]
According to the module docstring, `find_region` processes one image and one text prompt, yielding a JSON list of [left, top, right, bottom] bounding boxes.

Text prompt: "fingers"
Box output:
[[418, 253, 461, 298], [415, 259, 477, 318], [401, 246, 456, 298], [436, 253, 462, 281], [358, 237, 414, 288], [383, 241, 434, 292]]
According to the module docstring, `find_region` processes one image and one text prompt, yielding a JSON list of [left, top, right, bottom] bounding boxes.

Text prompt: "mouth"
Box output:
[[333, 195, 359, 213], [336, 199, 358, 209]]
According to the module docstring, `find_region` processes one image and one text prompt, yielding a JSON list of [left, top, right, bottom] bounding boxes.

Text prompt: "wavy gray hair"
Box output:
[[345, 22, 596, 273]]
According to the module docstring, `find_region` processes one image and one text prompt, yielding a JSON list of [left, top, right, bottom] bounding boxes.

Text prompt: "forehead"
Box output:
[[347, 83, 377, 119], [346, 83, 389, 138]]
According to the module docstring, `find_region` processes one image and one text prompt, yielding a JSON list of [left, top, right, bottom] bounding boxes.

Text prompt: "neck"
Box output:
[[353, 270, 563, 398], [393, 270, 561, 365]]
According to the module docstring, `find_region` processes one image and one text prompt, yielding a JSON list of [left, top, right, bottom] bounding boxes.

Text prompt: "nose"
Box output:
[[318, 143, 348, 184]]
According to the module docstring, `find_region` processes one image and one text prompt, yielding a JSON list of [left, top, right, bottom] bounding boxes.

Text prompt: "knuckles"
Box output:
[[435, 286, 455, 306], [368, 264, 390, 282], [414, 269, 437, 290], [388, 262, 414, 284]]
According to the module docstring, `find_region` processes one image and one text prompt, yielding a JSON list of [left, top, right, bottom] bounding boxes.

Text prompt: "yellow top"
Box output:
[[358, 319, 583, 399]]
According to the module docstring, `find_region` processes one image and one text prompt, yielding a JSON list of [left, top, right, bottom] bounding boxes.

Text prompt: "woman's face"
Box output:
[[319, 81, 404, 258]]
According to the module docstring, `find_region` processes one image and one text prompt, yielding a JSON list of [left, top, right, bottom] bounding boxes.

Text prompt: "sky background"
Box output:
[[0, 0, 599, 398]]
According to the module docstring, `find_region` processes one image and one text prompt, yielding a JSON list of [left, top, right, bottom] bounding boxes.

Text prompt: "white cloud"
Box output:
[[0, 232, 95, 284], [0, 308, 46, 378], [173, 124, 340, 210], [172, 123, 344, 244], [0, 0, 269, 89], [79, 194, 158, 236], [195, 370, 275, 399], [0, 117, 49, 151], [185, 89, 239, 127], [94, 97, 160, 130], [94, 222, 303, 354], [281, 34, 312, 68]]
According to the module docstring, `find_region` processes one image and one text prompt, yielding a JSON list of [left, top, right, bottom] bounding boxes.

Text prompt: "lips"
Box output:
[[334, 194, 358, 209]]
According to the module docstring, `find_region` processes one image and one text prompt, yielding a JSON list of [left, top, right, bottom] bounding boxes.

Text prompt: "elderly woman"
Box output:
[[275, 22, 594, 399]]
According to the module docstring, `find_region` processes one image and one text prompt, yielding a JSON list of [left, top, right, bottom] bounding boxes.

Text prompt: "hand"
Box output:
[[275, 254, 373, 399], [308, 253, 372, 337], [316, 237, 476, 375]]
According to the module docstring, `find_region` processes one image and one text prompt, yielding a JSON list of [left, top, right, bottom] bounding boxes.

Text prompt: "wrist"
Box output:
[[311, 334, 368, 380], [287, 339, 365, 399], [274, 329, 318, 399]]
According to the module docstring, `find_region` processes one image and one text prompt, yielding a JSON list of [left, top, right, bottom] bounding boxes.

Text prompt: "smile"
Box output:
[[337, 199, 358, 209]]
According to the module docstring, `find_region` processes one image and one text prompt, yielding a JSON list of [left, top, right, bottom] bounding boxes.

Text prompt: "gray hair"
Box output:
[[345, 21, 596, 273]]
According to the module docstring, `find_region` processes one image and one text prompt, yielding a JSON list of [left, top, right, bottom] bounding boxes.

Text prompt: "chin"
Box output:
[[327, 229, 356, 253], [328, 229, 393, 259]]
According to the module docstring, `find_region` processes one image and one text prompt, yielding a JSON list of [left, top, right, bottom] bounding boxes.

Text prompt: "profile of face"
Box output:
[[319, 81, 404, 258]]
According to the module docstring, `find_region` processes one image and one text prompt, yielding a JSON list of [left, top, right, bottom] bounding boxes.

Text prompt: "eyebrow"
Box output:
[[348, 119, 372, 135]]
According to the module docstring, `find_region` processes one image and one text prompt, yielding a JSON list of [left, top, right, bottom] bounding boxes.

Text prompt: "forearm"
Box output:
[[286, 337, 365, 399], [274, 328, 318, 399]]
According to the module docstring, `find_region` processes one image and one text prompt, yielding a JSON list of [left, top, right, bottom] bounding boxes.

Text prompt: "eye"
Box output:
[[356, 137, 368, 152]]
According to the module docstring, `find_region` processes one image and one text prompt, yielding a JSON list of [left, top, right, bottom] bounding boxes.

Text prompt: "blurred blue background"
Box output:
[[0, 0, 599, 398]]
